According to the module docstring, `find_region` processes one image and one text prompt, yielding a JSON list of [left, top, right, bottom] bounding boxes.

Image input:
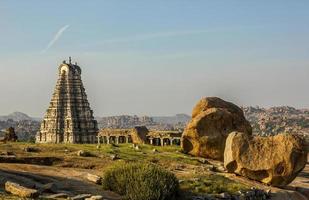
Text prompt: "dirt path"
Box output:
[[0, 163, 121, 199]]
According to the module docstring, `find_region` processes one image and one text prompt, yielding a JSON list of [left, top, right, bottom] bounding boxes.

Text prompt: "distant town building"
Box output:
[[36, 58, 98, 143]]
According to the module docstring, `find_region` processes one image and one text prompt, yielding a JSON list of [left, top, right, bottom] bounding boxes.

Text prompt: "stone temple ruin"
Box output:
[[97, 126, 182, 146], [36, 58, 98, 143]]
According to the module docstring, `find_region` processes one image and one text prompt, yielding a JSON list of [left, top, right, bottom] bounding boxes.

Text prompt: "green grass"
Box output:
[[180, 175, 249, 195], [0, 142, 250, 196]]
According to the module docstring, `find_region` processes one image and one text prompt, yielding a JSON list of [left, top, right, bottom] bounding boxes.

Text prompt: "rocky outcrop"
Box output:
[[224, 132, 307, 187], [181, 97, 252, 160]]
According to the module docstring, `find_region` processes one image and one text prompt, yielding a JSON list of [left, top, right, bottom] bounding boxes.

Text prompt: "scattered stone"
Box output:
[[0, 151, 15, 156], [110, 154, 119, 160], [134, 145, 140, 150], [85, 195, 104, 200], [39, 182, 58, 193], [86, 173, 102, 184], [43, 193, 69, 199], [152, 148, 158, 153], [224, 132, 307, 186], [5, 181, 39, 198], [70, 194, 92, 200], [198, 158, 209, 164], [96, 145, 100, 149], [24, 146, 39, 152], [181, 97, 252, 160], [77, 150, 92, 157], [266, 189, 271, 195], [219, 192, 230, 198], [215, 165, 226, 172]]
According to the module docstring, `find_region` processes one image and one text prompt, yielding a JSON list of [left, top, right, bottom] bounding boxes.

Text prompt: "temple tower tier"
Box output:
[[36, 58, 98, 144]]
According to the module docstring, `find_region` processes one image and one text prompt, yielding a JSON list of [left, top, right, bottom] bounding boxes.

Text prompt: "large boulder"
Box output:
[[181, 97, 252, 160], [224, 132, 308, 187], [130, 126, 149, 144]]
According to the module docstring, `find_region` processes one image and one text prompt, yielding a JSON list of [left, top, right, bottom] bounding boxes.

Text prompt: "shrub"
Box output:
[[102, 162, 179, 200]]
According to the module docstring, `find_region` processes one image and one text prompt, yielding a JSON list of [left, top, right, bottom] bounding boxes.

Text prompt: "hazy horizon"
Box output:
[[1, 1, 309, 117]]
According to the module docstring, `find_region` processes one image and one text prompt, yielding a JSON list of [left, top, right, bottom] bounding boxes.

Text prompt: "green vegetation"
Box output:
[[102, 162, 179, 200], [180, 175, 249, 195], [0, 142, 250, 197]]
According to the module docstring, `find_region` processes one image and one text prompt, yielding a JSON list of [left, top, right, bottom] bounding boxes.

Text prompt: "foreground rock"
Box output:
[[87, 173, 102, 184], [181, 97, 252, 160], [5, 181, 39, 198], [224, 132, 307, 186]]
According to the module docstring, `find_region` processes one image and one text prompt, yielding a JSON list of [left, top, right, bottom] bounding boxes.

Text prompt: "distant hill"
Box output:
[[242, 106, 309, 137], [152, 114, 191, 125], [0, 112, 35, 122]]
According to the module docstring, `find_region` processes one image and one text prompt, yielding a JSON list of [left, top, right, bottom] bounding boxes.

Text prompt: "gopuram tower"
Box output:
[[36, 58, 98, 144]]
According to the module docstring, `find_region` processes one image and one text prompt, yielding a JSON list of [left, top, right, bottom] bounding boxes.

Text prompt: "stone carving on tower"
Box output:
[[36, 58, 98, 143]]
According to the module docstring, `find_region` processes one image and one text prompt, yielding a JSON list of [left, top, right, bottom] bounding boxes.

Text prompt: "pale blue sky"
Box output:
[[0, 1, 308, 117]]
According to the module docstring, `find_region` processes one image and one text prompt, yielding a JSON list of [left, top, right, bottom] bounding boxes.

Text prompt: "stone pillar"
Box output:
[[170, 138, 174, 145], [107, 136, 110, 144], [115, 136, 119, 144], [125, 136, 129, 143], [161, 138, 164, 146], [97, 136, 101, 145], [149, 138, 153, 145]]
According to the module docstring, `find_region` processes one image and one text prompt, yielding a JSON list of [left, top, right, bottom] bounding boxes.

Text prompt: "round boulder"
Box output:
[[224, 132, 307, 186], [181, 97, 252, 160]]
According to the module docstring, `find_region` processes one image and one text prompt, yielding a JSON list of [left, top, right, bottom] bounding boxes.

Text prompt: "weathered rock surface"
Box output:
[[5, 181, 39, 198], [87, 173, 102, 184], [77, 150, 93, 157], [181, 97, 252, 160], [71, 193, 92, 200], [224, 132, 307, 186], [85, 195, 104, 200], [130, 126, 149, 144], [43, 193, 69, 199]]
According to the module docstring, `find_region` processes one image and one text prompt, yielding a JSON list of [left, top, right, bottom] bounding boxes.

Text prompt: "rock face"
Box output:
[[181, 97, 252, 160], [224, 132, 308, 186], [36, 58, 98, 144]]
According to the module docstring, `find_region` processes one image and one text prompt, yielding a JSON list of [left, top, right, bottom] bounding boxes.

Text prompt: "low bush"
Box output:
[[102, 162, 179, 200]]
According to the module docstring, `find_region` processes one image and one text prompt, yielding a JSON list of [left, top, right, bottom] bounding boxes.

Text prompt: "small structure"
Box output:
[[0, 127, 18, 142], [147, 130, 181, 146], [97, 126, 182, 146]]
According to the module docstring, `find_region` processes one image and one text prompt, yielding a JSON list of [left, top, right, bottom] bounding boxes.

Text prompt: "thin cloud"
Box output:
[[41, 25, 70, 53]]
